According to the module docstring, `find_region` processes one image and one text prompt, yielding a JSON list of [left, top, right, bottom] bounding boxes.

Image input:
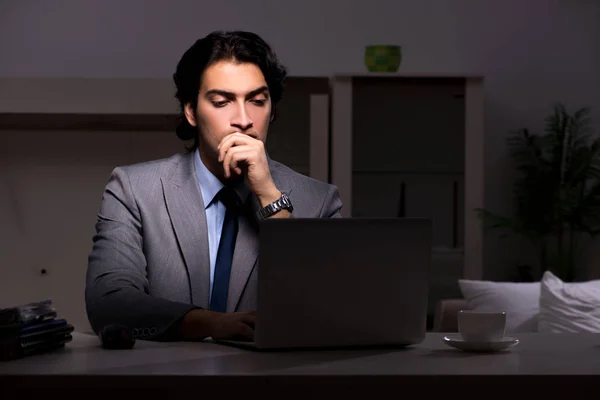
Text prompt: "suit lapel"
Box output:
[[161, 153, 211, 308], [227, 158, 291, 311]]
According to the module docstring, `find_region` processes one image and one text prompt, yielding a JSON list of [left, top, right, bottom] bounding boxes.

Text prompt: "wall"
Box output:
[[1, 0, 600, 323], [0, 130, 183, 330]]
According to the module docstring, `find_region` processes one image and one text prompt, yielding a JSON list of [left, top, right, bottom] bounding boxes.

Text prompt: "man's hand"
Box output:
[[209, 311, 256, 341], [217, 132, 280, 207], [181, 309, 256, 341]]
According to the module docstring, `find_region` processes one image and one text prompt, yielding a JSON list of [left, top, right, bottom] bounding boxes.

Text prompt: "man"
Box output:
[[85, 31, 343, 342]]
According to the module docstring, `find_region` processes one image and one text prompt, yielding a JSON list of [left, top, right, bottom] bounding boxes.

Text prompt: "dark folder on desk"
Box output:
[[0, 330, 73, 361], [0, 300, 74, 360]]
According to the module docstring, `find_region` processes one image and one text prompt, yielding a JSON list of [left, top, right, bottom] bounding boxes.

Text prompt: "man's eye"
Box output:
[[212, 101, 228, 107], [252, 99, 266, 106]]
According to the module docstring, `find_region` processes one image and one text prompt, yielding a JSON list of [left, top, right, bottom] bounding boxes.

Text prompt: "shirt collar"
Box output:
[[194, 148, 224, 209]]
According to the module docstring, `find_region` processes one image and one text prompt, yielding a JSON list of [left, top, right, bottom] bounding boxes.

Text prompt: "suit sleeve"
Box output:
[[319, 184, 344, 218], [85, 167, 195, 341]]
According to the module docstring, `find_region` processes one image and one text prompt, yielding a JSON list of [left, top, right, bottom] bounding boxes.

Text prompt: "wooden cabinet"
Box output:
[[330, 74, 484, 280]]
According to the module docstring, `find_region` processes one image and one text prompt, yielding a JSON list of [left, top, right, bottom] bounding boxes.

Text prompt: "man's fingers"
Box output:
[[229, 150, 254, 169], [238, 322, 254, 340], [220, 145, 247, 175], [239, 314, 256, 327], [218, 132, 249, 149], [218, 133, 255, 162], [222, 145, 245, 177], [223, 148, 254, 178]]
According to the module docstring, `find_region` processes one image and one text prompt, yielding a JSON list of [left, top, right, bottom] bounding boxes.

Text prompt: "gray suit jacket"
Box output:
[[85, 151, 342, 340]]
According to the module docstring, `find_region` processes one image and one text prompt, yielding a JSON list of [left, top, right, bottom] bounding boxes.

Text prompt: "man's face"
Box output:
[[185, 60, 272, 164]]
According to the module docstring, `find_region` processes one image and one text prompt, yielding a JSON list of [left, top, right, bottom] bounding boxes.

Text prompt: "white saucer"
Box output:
[[442, 335, 519, 353]]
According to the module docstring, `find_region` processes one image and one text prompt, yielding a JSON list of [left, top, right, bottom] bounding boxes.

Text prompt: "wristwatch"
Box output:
[[256, 192, 294, 220]]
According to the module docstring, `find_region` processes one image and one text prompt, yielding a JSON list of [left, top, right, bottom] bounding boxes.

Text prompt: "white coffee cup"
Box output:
[[457, 310, 506, 342]]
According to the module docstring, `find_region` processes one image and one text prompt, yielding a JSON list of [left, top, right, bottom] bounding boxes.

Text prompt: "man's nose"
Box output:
[[231, 104, 253, 131]]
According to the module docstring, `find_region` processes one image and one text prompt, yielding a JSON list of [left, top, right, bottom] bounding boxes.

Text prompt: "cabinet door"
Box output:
[[335, 76, 465, 249]]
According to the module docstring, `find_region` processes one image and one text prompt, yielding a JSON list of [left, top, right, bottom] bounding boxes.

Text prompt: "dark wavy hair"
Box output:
[[173, 31, 288, 152]]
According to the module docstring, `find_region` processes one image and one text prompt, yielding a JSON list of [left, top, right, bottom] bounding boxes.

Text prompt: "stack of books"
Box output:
[[0, 299, 74, 361]]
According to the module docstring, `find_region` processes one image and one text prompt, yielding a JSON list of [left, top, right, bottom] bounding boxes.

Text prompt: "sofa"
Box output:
[[433, 270, 600, 334]]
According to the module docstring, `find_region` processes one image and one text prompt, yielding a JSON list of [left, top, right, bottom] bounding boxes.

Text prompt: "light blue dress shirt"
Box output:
[[193, 148, 225, 303]]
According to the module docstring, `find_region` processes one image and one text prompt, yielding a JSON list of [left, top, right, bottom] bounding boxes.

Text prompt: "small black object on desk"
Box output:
[[100, 325, 136, 350]]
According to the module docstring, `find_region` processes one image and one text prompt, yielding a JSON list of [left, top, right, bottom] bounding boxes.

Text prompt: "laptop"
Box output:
[[215, 217, 432, 351]]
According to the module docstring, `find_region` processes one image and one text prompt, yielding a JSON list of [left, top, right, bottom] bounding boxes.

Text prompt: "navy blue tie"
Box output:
[[210, 187, 241, 312]]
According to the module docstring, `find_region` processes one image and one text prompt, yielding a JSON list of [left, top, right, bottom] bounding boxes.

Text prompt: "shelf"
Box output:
[[332, 72, 484, 79], [353, 170, 464, 175]]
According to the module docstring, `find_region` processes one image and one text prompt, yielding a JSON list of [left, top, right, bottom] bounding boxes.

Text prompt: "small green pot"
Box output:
[[364, 45, 402, 72]]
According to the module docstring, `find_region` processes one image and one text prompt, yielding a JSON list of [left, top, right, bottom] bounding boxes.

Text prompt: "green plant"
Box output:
[[476, 103, 600, 282]]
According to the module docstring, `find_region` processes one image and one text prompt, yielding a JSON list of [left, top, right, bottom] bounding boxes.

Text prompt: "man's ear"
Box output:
[[184, 103, 197, 127]]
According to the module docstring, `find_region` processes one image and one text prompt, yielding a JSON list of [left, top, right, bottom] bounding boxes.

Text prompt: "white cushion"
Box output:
[[538, 270, 600, 333], [458, 279, 540, 333]]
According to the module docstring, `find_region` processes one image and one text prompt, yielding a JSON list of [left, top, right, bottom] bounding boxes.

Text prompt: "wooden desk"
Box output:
[[1, 332, 599, 396]]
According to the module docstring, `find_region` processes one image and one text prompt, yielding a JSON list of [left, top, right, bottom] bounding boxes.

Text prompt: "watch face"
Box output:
[[281, 194, 293, 211]]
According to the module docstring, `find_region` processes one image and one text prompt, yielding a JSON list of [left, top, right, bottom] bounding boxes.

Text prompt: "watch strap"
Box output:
[[256, 192, 293, 220]]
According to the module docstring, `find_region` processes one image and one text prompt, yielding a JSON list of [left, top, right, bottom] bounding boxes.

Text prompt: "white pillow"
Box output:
[[538, 270, 600, 333], [458, 279, 540, 333]]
